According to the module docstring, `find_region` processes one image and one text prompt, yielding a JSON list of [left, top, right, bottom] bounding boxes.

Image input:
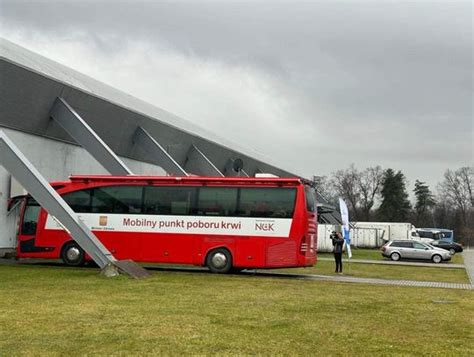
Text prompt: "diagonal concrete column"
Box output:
[[50, 97, 133, 176], [0, 130, 149, 278], [0, 130, 116, 270], [133, 126, 188, 176], [184, 145, 223, 176]]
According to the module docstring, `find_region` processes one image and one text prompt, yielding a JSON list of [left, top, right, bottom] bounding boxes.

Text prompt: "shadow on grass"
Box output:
[[2, 258, 323, 282]]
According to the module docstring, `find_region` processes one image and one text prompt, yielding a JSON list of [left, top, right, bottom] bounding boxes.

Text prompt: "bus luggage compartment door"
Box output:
[[234, 237, 265, 268]]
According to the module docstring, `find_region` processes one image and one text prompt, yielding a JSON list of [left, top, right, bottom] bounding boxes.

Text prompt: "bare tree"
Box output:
[[438, 166, 474, 226], [331, 164, 361, 219], [357, 166, 383, 221], [458, 166, 474, 207]]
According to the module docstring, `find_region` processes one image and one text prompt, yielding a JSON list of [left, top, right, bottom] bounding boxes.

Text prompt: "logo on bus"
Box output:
[[99, 216, 108, 226], [255, 222, 274, 232]]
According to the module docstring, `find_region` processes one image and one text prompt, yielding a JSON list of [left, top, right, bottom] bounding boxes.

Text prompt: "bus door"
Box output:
[[17, 197, 51, 254]]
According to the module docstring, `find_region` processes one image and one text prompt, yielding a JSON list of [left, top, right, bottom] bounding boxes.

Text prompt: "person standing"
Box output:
[[330, 230, 344, 274]]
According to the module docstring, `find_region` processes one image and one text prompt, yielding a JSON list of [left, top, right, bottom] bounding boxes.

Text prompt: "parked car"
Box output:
[[380, 240, 451, 263], [430, 241, 463, 255]]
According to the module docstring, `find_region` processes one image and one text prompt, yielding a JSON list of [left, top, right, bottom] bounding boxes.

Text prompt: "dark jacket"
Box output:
[[330, 233, 344, 254]]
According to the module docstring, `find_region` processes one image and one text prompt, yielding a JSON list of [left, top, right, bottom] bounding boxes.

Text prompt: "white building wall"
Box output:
[[0, 128, 165, 255]]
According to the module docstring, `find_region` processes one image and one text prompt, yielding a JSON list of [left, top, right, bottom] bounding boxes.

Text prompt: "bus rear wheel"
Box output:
[[206, 248, 232, 274], [61, 242, 85, 267]]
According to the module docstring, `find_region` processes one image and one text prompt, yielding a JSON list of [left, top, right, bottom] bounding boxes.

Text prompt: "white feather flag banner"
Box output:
[[338, 198, 352, 259]]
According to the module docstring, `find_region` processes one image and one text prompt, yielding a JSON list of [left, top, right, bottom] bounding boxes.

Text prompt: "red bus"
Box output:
[[15, 175, 317, 273]]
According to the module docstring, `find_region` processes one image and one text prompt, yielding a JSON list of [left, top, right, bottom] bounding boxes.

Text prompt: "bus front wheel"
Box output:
[[61, 242, 85, 267], [206, 248, 232, 274]]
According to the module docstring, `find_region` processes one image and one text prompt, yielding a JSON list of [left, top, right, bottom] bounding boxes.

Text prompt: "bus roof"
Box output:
[[418, 228, 453, 233], [60, 175, 303, 187]]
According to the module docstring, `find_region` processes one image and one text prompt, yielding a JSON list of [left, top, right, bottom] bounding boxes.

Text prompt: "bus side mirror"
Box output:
[[7, 196, 25, 212]]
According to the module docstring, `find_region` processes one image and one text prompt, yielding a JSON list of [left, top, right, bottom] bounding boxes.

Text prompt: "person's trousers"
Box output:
[[334, 252, 342, 272]]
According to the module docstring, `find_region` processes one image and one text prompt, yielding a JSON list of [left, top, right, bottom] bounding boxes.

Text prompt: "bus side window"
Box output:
[[91, 186, 144, 214], [197, 187, 238, 216], [144, 186, 196, 215], [304, 186, 317, 212], [62, 189, 92, 213], [237, 188, 296, 218]]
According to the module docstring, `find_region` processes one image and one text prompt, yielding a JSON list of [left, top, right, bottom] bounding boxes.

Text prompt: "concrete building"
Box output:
[[0, 39, 339, 256]]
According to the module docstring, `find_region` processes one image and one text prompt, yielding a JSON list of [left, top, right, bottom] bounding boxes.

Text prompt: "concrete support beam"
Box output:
[[133, 126, 188, 176], [50, 97, 133, 176], [184, 145, 223, 177], [0, 130, 150, 278], [0, 130, 117, 271]]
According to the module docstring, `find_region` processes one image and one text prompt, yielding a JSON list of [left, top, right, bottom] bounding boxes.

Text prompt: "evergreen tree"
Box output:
[[413, 180, 436, 226], [378, 169, 411, 222]]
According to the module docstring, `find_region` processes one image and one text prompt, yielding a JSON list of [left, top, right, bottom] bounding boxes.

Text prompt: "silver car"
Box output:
[[381, 240, 451, 263]]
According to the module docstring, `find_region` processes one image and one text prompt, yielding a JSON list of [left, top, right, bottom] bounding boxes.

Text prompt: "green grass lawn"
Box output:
[[0, 264, 473, 355]]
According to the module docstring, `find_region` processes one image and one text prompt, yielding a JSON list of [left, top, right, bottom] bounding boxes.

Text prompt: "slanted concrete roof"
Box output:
[[0, 38, 341, 223], [0, 38, 299, 177]]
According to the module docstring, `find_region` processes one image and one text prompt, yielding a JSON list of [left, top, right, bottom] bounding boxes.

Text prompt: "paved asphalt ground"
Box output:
[[256, 271, 473, 290], [318, 257, 465, 269], [462, 248, 474, 285]]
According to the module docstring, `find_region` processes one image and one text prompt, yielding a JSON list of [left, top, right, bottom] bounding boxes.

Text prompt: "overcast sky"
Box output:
[[1, 0, 472, 193]]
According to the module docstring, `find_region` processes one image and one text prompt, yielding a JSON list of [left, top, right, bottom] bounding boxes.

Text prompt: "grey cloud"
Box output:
[[1, 0, 472, 190]]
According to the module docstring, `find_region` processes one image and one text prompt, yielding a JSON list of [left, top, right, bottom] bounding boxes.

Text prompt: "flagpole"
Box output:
[[348, 250, 351, 276], [347, 239, 351, 275]]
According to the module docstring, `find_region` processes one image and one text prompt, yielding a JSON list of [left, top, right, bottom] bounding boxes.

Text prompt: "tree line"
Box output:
[[313, 165, 473, 245]]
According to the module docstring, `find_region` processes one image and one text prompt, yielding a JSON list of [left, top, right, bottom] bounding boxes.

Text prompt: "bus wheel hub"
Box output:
[[66, 247, 81, 261], [211, 253, 227, 268]]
